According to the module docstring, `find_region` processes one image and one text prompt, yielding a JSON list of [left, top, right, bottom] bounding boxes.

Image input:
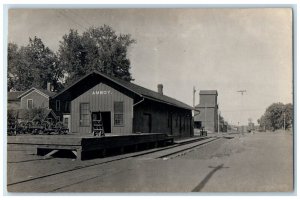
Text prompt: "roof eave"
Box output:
[[18, 87, 51, 99], [52, 71, 143, 99], [142, 95, 192, 110], [52, 71, 191, 110]]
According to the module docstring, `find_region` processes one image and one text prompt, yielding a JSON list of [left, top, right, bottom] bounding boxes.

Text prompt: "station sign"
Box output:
[[92, 90, 112, 95]]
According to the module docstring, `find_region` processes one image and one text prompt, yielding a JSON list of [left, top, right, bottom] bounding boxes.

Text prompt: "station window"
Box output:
[[114, 101, 124, 126], [56, 100, 60, 111], [65, 101, 70, 112], [80, 103, 90, 127], [27, 99, 33, 109]]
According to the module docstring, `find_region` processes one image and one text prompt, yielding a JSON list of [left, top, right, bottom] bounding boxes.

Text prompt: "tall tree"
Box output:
[[283, 103, 293, 129], [58, 25, 136, 84], [8, 37, 63, 91], [258, 102, 293, 131], [8, 43, 36, 91], [8, 43, 21, 91], [25, 37, 63, 90]]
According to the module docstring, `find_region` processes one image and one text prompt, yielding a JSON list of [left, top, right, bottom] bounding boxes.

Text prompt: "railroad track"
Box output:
[[157, 137, 220, 159], [7, 136, 221, 189]]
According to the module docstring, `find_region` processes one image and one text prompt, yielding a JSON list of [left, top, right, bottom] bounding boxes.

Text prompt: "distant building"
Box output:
[[237, 126, 248, 133], [194, 90, 218, 133], [248, 122, 255, 131], [18, 86, 56, 110], [7, 87, 59, 123]]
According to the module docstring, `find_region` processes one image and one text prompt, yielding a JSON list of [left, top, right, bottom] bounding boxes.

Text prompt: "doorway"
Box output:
[[63, 114, 71, 132], [91, 111, 111, 133], [143, 113, 152, 133]]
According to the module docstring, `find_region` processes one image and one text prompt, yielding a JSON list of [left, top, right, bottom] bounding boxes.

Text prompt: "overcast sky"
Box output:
[[8, 8, 293, 125]]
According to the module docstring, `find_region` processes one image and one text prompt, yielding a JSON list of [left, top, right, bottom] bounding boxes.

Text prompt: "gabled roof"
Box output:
[[37, 89, 57, 97], [54, 71, 192, 110], [18, 87, 56, 99], [8, 91, 24, 101]]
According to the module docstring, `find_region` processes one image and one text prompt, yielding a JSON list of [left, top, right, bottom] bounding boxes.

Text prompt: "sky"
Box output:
[[8, 8, 293, 125]]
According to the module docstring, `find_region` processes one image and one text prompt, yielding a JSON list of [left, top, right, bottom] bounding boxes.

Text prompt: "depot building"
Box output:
[[51, 71, 193, 137]]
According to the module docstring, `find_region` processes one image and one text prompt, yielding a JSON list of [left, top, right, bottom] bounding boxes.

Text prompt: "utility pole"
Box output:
[[283, 112, 286, 131], [217, 110, 220, 134], [204, 103, 207, 131], [193, 86, 196, 108], [237, 90, 246, 133]]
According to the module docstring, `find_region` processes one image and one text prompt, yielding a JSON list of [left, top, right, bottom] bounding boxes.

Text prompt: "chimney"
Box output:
[[47, 82, 51, 91], [157, 84, 163, 95]]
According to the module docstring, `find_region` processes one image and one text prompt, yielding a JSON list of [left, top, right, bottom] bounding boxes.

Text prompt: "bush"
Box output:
[[26, 108, 49, 121], [7, 109, 18, 120]]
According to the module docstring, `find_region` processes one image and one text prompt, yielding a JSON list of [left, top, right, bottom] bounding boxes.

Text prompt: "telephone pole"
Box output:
[[193, 86, 196, 108], [217, 110, 220, 134], [237, 90, 246, 133], [204, 103, 207, 131], [283, 112, 286, 131]]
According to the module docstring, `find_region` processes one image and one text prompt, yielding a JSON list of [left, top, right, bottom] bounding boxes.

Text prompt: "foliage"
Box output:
[[8, 108, 49, 122], [21, 108, 50, 121], [7, 109, 18, 119], [58, 25, 136, 84], [218, 114, 228, 132], [8, 25, 136, 92], [258, 103, 293, 131], [8, 37, 63, 91]]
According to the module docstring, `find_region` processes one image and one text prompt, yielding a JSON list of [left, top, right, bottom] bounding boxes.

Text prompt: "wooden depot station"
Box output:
[[8, 71, 193, 160]]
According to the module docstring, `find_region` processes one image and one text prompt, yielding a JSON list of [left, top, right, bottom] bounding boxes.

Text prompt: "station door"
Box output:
[[92, 112, 111, 133]]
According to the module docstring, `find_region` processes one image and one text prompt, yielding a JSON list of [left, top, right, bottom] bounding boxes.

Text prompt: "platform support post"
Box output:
[[73, 147, 82, 160], [44, 150, 59, 158], [77, 151, 82, 160]]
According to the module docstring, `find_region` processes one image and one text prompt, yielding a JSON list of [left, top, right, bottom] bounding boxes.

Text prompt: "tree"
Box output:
[[8, 37, 63, 91], [258, 102, 293, 131], [58, 25, 136, 84], [283, 103, 293, 129], [218, 113, 228, 132], [7, 43, 32, 91], [8, 25, 135, 91], [26, 37, 63, 90]]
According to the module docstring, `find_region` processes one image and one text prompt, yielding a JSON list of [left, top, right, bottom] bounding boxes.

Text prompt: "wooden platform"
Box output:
[[7, 133, 174, 160]]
